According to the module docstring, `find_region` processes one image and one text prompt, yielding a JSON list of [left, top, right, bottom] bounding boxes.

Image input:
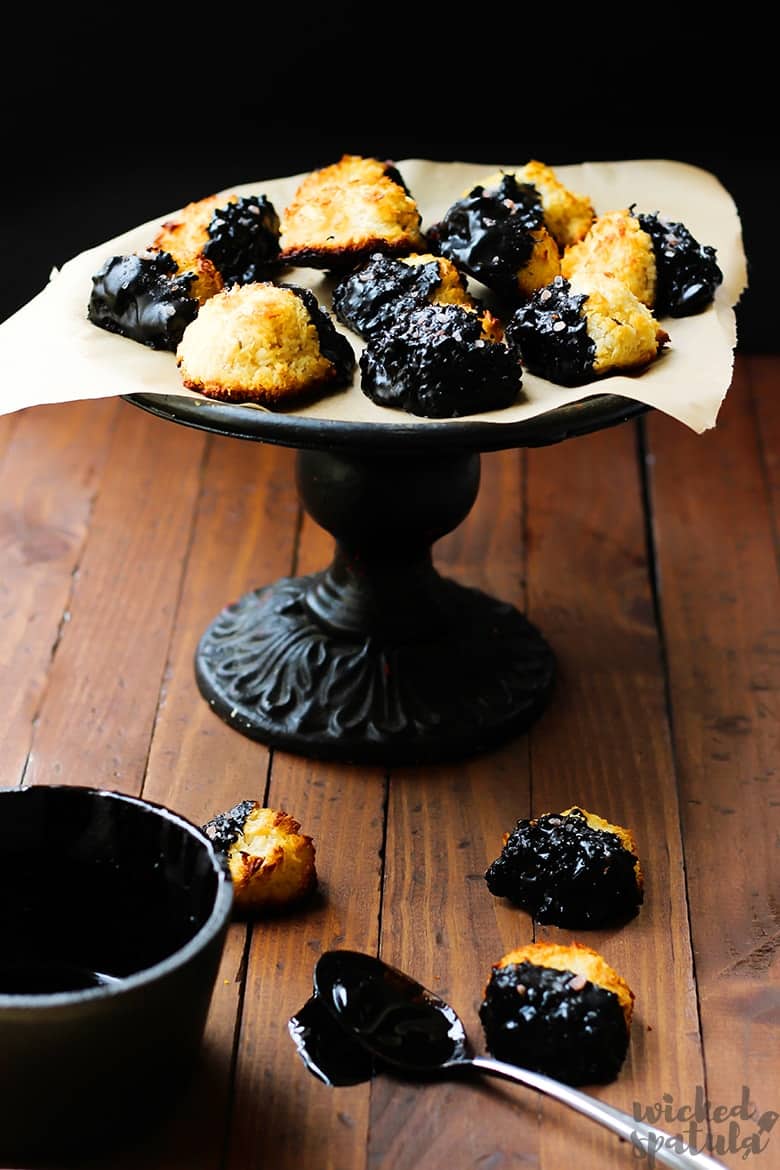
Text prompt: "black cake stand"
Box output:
[[125, 391, 647, 764]]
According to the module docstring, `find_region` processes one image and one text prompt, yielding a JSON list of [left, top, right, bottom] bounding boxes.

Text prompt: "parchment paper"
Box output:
[[0, 159, 748, 432]]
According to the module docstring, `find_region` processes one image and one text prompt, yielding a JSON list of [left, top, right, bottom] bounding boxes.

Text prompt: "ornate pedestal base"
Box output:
[[195, 448, 554, 764]]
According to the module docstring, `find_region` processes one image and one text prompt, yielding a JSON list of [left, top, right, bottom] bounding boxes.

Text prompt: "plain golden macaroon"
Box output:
[[278, 154, 427, 269], [175, 281, 355, 407], [201, 800, 317, 914], [479, 941, 635, 1084], [561, 208, 658, 308]]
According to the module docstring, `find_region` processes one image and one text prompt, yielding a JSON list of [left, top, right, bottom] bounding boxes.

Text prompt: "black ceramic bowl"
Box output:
[[0, 785, 234, 1159]]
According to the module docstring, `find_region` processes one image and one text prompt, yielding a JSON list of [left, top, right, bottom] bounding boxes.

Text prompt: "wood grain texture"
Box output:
[[142, 435, 300, 826], [371, 450, 542, 1169], [525, 421, 706, 1168], [23, 405, 206, 792], [748, 354, 780, 551], [0, 409, 20, 468], [0, 399, 119, 787], [225, 504, 386, 1170], [646, 365, 780, 1167], [122, 436, 301, 1170]]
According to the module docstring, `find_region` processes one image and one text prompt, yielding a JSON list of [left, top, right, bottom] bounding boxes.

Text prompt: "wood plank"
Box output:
[[112, 436, 301, 1170], [0, 399, 119, 787], [748, 353, 780, 552], [525, 420, 707, 1168], [142, 435, 299, 828], [0, 409, 20, 468], [646, 359, 780, 1167], [23, 403, 206, 792], [372, 449, 541, 1168], [225, 510, 386, 1170]]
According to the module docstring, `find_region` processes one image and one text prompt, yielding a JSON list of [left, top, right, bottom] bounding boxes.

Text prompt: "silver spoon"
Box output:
[[312, 949, 727, 1170]]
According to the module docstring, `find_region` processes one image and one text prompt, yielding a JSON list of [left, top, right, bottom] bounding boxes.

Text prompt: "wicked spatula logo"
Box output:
[[631, 1086, 778, 1164]]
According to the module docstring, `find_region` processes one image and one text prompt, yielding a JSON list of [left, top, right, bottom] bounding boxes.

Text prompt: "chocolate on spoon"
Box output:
[[288, 950, 727, 1170]]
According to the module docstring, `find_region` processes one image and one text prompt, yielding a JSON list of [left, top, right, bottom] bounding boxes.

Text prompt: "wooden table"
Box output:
[[1, 354, 777, 1170]]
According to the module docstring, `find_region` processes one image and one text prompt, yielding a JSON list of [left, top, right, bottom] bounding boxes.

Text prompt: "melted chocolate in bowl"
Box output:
[[0, 787, 219, 994], [0, 785, 233, 1158], [0, 961, 120, 995]]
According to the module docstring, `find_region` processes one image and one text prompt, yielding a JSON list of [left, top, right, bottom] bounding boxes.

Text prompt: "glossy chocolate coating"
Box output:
[[314, 948, 467, 1073], [504, 275, 595, 385], [636, 210, 723, 317], [201, 799, 257, 853], [288, 993, 377, 1086], [87, 251, 199, 350], [479, 961, 629, 1085], [484, 807, 643, 927], [284, 284, 355, 383], [428, 174, 544, 298], [332, 253, 445, 340], [359, 303, 522, 418], [203, 195, 281, 285]]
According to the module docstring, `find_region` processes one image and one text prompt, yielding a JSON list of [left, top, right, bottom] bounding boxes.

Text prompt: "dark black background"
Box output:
[[2, 97, 775, 350]]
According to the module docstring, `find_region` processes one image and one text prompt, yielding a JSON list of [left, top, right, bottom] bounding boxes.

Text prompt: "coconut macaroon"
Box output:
[[428, 172, 560, 302], [152, 191, 281, 303], [479, 161, 595, 249], [176, 282, 355, 407], [331, 251, 501, 342], [202, 801, 317, 915], [359, 302, 522, 419], [561, 208, 657, 308], [485, 805, 644, 927], [631, 209, 724, 317], [87, 250, 200, 351], [505, 272, 669, 386], [562, 206, 724, 318], [278, 154, 427, 270], [479, 941, 635, 1085]]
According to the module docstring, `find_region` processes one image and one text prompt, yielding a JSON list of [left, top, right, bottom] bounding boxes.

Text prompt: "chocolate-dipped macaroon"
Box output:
[[479, 941, 635, 1085], [332, 251, 488, 341], [359, 301, 521, 418], [428, 172, 560, 301], [505, 273, 668, 386], [87, 250, 199, 351], [485, 805, 644, 927], [176, 282, 354, 407]]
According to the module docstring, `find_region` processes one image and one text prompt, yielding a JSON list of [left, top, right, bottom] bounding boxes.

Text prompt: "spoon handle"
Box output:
[[468, 1056, 728, 1170]]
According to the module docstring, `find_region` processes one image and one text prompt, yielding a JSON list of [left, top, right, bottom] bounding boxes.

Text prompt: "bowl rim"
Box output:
[[0, 784, 234, 1009]]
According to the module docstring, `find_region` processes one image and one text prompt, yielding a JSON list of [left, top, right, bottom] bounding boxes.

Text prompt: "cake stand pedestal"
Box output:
[[126, 392, 646, 764]]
